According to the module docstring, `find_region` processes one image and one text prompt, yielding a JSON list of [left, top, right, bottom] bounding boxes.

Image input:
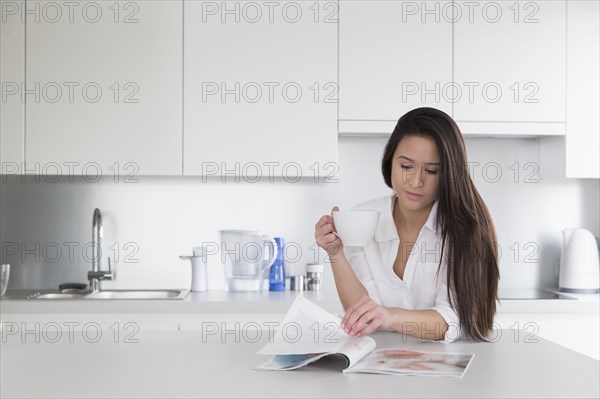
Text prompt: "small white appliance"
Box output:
[[559, 228, 600, 293]]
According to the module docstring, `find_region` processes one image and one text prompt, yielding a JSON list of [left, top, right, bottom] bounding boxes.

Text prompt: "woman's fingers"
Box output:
[[353, 305, 385, 335], [315, 208, 338, 234], [341, 295, 371, 331], [316, 208, 338, 228], [340, 296, 365, 327], [324, 235, 341, 249], [346, 303, 378, 335], [341, 298, 385, 337], [352, 311, 376, 335], [315, 218, 335, 237], [355, 316, 382, 336], [314, 207, 342, 255], [316, 228, 338, 249], [314, 215, 330, 229], [316, 222, 335, 238], [344, 295, 370, 318], [315, 218, 340, 249]]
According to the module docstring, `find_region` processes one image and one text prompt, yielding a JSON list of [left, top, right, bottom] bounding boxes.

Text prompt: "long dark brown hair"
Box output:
[[381, 107, 499, 342]]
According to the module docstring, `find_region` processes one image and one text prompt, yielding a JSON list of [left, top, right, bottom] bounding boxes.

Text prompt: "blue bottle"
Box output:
[[269, 237, 285, 291]]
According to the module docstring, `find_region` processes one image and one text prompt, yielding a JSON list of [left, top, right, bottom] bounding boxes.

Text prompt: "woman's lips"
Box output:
[[405, 191, 423, 201]]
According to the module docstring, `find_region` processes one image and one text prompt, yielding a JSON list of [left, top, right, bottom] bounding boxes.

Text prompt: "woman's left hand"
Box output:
[[340, 295, 392, 336]]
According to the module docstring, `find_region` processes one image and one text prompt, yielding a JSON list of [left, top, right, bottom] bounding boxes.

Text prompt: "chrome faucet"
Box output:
[[88, 208, 112, 292]]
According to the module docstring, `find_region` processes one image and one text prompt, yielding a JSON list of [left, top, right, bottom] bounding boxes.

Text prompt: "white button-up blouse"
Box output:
[[342, 194, 461, 342]]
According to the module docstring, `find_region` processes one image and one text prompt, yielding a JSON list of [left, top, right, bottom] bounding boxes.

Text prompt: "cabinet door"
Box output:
[[184, 0, 337, 177], [454, 1, 566, 124], [565, 0, 599, 179], [25, 0, 182, 176], [495, 312, 600, 361], [0, 0, 25, 168], [339, 0, 452, 134]]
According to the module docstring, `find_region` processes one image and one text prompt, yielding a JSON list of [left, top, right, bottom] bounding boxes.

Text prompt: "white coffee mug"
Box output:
[[332, 211, 379, 246]]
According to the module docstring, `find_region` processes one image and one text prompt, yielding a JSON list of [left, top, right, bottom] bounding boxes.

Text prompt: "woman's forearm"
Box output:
[[386, 308, 449, 341], [328, 251, 368, 310]]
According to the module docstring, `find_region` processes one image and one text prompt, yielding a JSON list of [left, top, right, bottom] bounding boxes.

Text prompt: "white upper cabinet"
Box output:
[[338, 1, 452, 135], [0, 0, 25, 168], [565, 0, 599, 179], [25, 0, 182, 176], [184, 0, 338, 177], [454, 1, 566, 131], [541, 0, 599, 179]]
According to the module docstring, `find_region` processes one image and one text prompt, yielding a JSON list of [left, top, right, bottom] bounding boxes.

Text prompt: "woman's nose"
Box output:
[[408, 167, 425, 188]]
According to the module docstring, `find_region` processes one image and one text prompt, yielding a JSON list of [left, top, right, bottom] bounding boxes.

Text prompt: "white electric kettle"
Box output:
[[559, 228, 600, 293]]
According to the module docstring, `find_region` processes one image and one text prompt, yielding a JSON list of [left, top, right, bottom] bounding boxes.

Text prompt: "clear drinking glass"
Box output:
[[0, 264, 10, 297]]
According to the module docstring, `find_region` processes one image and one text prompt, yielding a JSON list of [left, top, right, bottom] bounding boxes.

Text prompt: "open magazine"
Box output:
[[255, 295, 474, 378]]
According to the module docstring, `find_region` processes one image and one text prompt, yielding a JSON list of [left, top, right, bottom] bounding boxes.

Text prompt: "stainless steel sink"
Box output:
[[88, 290, 186, 299], [35, 293, 88, 299], [25, 289, 189, 300]]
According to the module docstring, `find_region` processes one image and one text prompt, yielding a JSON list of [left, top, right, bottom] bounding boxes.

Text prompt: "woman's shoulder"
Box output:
[[349, 194, 394, 212]]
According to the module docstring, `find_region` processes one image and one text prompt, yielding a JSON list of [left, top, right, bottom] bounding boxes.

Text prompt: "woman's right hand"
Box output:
[[315, 206, 343, 258]]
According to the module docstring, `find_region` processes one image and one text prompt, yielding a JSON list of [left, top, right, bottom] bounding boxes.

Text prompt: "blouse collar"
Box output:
[[375, 194, 439, 242]]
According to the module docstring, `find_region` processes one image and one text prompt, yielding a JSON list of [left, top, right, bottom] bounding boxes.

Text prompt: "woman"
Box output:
[[315, 107, 499, 342]]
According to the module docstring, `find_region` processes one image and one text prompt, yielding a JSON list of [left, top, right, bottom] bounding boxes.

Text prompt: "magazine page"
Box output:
[[255, 353, 338, 371], [344, 348, 475, 378], [255, 295, 375, 369]]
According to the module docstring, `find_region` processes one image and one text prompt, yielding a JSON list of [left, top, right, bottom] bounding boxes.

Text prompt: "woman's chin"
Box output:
[[397, 195, 433, 212]]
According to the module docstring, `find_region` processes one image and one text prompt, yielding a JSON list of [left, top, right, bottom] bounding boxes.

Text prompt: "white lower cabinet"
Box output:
[[3, 311, 598, 360], [177, 313, 283, 333], [494, 312, 599, 360], [0, 314, 180, 334], [0, 313, 281, 334]]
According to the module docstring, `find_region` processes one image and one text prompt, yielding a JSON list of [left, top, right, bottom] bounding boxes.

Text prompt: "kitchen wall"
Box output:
[[1, 136, 599, 293]]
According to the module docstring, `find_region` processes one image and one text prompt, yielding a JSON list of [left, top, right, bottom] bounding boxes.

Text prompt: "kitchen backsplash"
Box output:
[[1, 137, 598, 293]]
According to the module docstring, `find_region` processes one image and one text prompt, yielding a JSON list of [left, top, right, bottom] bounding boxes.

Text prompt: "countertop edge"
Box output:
[[1, 290, 598, 314]]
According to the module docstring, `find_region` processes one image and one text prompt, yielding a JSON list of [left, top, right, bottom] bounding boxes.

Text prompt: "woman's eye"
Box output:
[[401, 165, 413, 170], [425, 169, 439, 175]]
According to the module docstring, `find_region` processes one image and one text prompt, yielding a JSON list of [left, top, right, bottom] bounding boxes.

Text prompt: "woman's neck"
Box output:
[[393, 194, 434, 234]]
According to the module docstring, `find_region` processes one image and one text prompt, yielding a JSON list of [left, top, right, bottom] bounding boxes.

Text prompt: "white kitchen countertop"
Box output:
[[1, 289, 598, 314], [1, 328, 598, 398]]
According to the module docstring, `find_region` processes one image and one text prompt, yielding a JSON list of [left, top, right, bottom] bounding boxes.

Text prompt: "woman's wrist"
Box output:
[[384, 308, 449, 341], [384, 307, 408, 332], [327, 248, 347, 265]]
